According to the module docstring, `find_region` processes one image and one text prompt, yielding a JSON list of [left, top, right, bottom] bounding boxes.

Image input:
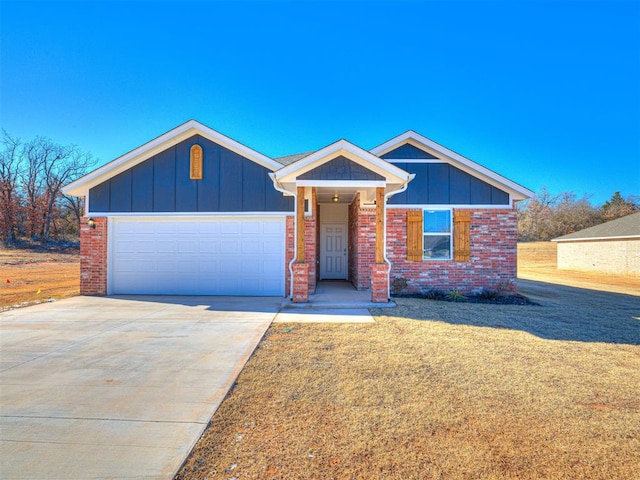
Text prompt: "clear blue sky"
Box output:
[[2, 0, 639, 205]]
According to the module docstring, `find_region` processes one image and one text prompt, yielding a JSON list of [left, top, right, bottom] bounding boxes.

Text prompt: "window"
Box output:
[[423, 209, 452, 260]]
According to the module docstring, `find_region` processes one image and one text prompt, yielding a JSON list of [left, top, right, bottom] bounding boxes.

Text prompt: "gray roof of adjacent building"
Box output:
[[553, 212, 640, 242]]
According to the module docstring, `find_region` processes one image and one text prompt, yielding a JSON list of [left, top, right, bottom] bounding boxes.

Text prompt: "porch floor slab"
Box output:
[[281, 280, 396, 310]]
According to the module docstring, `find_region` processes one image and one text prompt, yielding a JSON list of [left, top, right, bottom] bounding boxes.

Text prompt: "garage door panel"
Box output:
[[111, 217, 285, 296]]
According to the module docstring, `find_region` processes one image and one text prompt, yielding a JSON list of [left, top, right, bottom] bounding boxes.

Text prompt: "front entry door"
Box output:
[[320, 224, 348, 279]]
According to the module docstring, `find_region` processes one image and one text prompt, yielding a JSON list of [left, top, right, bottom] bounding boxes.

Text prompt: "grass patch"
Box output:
[[176, 297, 640, 479]]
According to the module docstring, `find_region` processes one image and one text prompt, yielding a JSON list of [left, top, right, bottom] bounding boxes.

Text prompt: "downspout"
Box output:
[[382, 174, 415, 299], [269, 173, 296, 300]]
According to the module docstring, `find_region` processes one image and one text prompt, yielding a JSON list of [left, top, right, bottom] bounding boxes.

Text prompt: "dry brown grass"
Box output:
[[518, 242, 639, 295], [0, 246, 79, 310], [177, 292, 639, 478]]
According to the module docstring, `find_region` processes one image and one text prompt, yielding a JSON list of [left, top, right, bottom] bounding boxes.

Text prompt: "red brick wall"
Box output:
[[303, 188, 317, 294], [347, 193, 377, 291], [387, 208, 518, 295], [80, 216, 108, 295], [285, 216, 294, 296]]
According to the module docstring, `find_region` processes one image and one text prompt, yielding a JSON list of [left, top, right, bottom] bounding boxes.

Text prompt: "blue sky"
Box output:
[[2, 0, 639, 205]]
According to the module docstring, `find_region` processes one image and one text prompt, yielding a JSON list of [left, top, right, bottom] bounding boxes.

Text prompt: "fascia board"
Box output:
[[371, 130, 533, 200], [552, 235, 640, 242], [275, 140, 411, 184], [63, 120, 281, 197]]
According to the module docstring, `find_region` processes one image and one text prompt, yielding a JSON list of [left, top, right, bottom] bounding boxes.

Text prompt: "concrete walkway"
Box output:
[[0, 295, 280, 480]]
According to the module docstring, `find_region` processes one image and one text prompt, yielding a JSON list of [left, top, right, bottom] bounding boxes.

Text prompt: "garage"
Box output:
[[109, 217, 286, 296]]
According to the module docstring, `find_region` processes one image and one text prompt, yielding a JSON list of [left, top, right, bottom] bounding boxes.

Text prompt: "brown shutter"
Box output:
[[190, 145, 203, 180], [453, 210, 471, 262], [406, 210, 423, 262]]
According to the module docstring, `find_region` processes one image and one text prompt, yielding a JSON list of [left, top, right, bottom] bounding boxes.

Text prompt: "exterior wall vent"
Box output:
[[190, 144, 203, 180]]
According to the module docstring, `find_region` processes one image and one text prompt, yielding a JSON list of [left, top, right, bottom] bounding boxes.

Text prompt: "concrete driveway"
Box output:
[[0, 295, 280, 479]]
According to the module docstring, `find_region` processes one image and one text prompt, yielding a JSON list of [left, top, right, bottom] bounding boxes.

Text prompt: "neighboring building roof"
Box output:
[[553, 212, 640, 242]]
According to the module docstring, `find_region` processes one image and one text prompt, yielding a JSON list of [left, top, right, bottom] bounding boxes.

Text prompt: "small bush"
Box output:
[[422, 289, 446, 300], [446, 289, 467, 302], [476, 289, 500, 301]]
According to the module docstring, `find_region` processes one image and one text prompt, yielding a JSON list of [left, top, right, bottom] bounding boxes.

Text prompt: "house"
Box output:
[[63, 120, 533, 303], [552, 212, 640, 276]]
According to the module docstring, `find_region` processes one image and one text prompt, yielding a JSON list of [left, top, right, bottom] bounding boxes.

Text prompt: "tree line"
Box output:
[[1, 130, 637, 246], [1, 130, 94, 246], [517, 187, 639, 241]]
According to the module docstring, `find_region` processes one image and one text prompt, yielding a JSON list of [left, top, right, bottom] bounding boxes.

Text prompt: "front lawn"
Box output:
[[176, 292, 640, 479]]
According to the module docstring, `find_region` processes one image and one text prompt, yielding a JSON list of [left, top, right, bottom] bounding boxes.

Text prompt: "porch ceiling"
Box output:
[[315, 186, 376, 204]]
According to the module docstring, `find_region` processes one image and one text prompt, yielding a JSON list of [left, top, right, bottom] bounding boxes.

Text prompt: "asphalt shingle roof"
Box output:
[[553, 212, 640, 241], [273, 152, 315, 166]]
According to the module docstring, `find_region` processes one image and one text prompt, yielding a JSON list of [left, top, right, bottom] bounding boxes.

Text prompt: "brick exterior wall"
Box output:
[[80, 216, 108, 295], [285, 216, 295, 296], [348, 193, 377, 291], [371, 263, 390, 302], [387, 208, 518, 295], [292, 263, 309, 302], [303, 188, 318, 294]]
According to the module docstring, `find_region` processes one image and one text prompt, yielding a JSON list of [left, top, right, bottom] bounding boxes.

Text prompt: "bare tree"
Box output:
[[0, 131, 22, 245], [39, 141, 93, 241], [517, 187, 600, 241]]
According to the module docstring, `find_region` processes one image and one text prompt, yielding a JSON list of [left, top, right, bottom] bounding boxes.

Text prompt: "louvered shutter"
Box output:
[[453, 210, 471, 262], [406, 210, 423, 262]]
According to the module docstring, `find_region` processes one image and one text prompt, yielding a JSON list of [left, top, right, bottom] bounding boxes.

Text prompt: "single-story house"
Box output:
[[63, 120, 533, 303], [552, 212, 640, 276]]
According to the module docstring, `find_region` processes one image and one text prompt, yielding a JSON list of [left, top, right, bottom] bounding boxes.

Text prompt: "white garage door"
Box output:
[[110, 217, 286, 296]]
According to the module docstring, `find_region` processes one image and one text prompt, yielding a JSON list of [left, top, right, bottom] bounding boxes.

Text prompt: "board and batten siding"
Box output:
[[89, 135, 293, 213], [382, 143, 509, 205]]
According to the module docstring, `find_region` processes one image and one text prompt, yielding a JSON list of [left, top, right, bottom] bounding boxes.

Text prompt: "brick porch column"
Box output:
[[292, 263, 309, 303], [80, 216, 108, 296], [371, 263, 389, 303]]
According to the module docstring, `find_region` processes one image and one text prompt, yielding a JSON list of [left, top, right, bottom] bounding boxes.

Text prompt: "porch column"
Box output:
[[293, 186, 308, 302], [296, 186, 305, 263], [375, 187, 384, 264], [372, 187, 389, 302]]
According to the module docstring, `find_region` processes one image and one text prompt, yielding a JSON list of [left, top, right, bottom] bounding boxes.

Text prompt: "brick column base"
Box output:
[[80, 216, 108, 296], [292, 263, 309, 303], [371, 263, 389, 303]]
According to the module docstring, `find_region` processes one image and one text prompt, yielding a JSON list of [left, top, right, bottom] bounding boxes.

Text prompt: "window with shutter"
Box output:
[[190, 144, 203, 180], [406, 210, 423, 261], [453, 210, 471, 262], [423, 209, 452, 260]]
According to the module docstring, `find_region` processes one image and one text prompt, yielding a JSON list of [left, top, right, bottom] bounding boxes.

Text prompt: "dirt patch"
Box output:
[[518, 242, 639, 295], [0, 246, 79, 311]]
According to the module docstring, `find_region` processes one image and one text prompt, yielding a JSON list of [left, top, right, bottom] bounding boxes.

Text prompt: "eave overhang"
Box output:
[[62, 120, 281, 197], [371, 130, 534, 201], [271, 139, 413, 195]]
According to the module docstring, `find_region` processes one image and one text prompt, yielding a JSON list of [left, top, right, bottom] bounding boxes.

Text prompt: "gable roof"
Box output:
[[553, 212, 640, 242], [272, 138, 412, 187], [63, 120, 281, 197], [370, 130, 533, 201]]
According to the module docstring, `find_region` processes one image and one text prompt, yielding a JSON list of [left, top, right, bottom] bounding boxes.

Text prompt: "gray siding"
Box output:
[[381, 143, 438, 159], [389, 163, 509, 205], [89, 135, 293, 213], [299, 156, 384, 181]]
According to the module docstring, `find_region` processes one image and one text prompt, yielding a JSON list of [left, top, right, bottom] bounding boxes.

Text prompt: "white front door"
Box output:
[[320, 223, 347, 279]]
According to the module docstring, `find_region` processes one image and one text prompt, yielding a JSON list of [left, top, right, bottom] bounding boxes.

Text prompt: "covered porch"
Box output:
[[269, 140, 413, 304]]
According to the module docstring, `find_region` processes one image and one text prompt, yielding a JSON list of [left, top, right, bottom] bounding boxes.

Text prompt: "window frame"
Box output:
[[422, 208, 453, 261]]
